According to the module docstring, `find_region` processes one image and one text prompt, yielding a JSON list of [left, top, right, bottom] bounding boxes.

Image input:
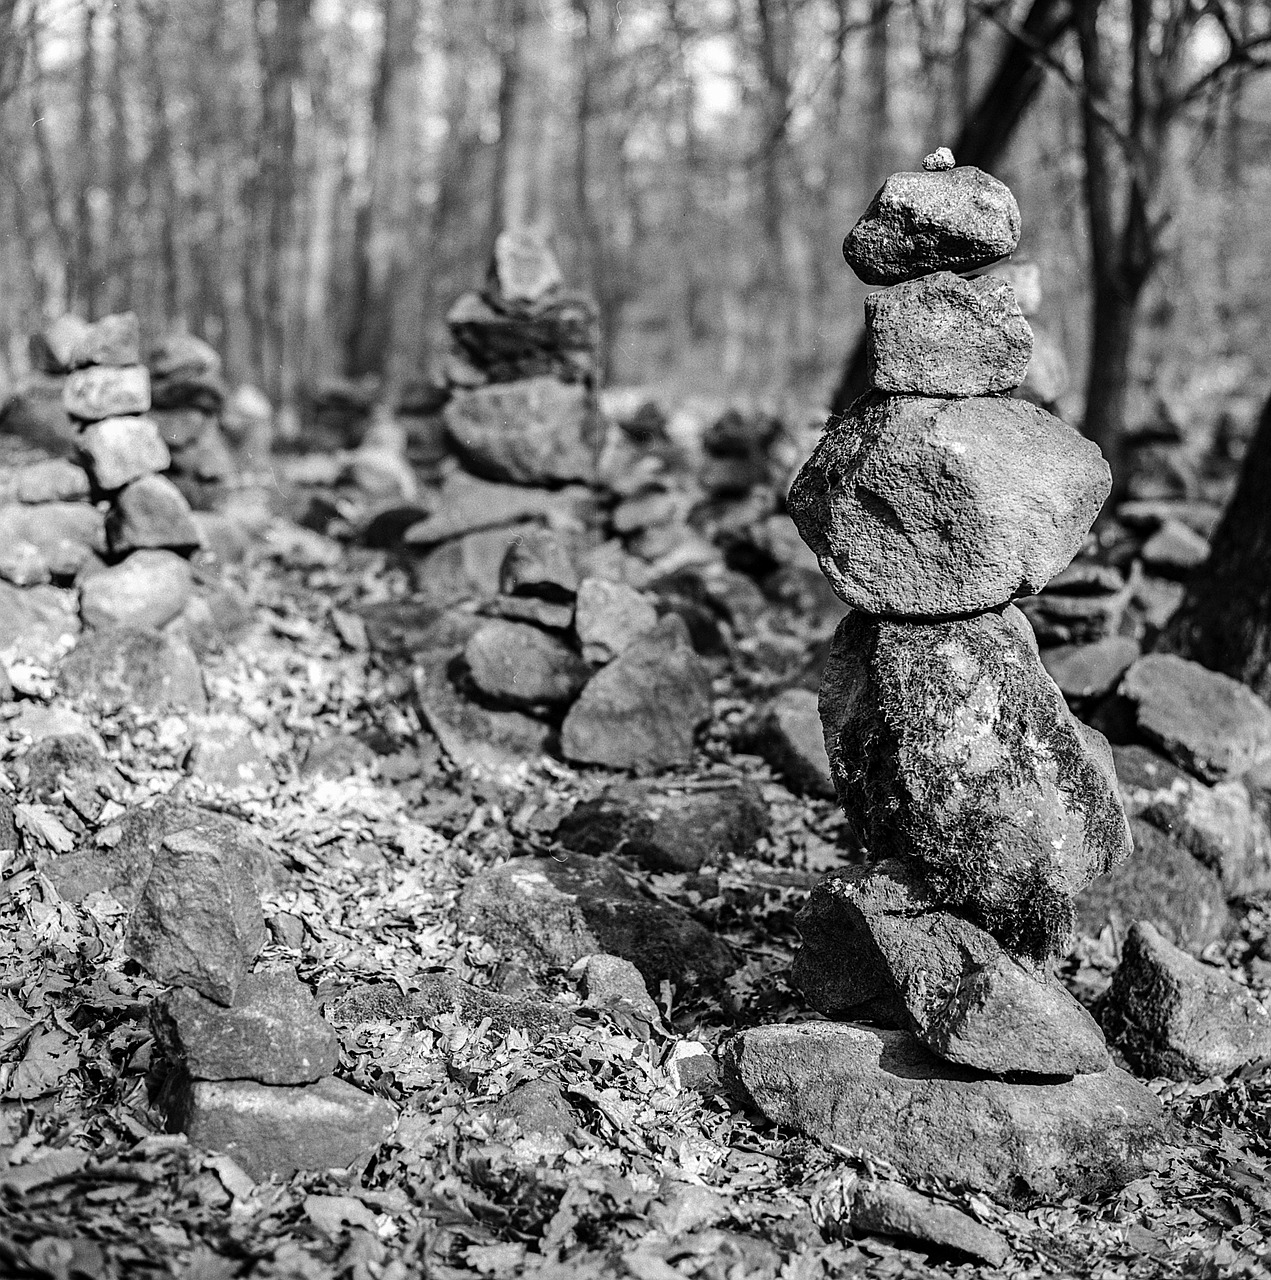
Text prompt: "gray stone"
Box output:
[[573, 577, 659, 664], [125, 828, 267, 1005], [1140, 519, 1209, 576], [79, 313, 141, 367], [300, 733, 377, 781], [0, 582, 79, 666], [1042, 636, 1141, 702], [820, 607, 1132, 958], [63, 367, 151, 421], [792, 862, 1109, 1077], [0, 502, 107, 582], [986, 261, 1042, 315], [479, 594, 575, 631], [59, 625, 206, 714], [19, 733, 122, 821], [1103, 922, 1271, 1080], [850, 1180, 1009, 1267], [720, 1022, 1164, 1201], [15, 459, 91, 504], [499, 527, 577, 600], [1016, 326, 1071, 409], [79, 549, 192, 630], [865, 272, 1032, 396], [107, 475, 200, 553], [491, 228, 564, 305], [30, 316, 92, 373], [443, 377, 602, 486], [165, 1075, 396, 1181], [491, 1080, 575, 1137], [402, 472, 591, 547], [79, 415, 170, 489], [186, 713, 276, 790], [1120, 653, 1271, 783], [788, 393, 1110, 618], [577, 954, 663, 1026], [463, 618, 590, 709], [843, 166, 1021, 286], [150, 407, 214, 450], [751, 688, 834, 799], [1018, 561, 1132, 647], [151, 971, 339, 1084], [561, 615, 713, 770]]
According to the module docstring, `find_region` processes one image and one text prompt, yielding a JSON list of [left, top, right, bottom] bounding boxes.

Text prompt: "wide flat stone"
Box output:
[[820, 607, 1132, 958], [850, 1180, 1009, 1266], [63, 366, 151, 421], [463, 618, 590, 709], [720, 1023, 1164, 1201], [843, 166, 1021, 285], [866, 272, 1033, 396], [793, 861, 1109, 1077], [79, 549, 193, 630], [79, 415, 171, 490], [787, 393, 1110, 618]]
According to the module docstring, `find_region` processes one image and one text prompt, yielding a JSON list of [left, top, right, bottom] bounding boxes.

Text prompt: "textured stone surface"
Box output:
[[491, 228, 564, 305], [63, 367, 151, 421], [499, 526, 577, 600], [865, 272, 1033, 396], [19, 733, 122, 821], [577, 953, 664, 1025], [166, 1075, 396, 1181], [59, 625, 205, 714], [1119, 653, 1271, 783], [186, 713, 276, 790], [1103, 922, 1271, 1081], [820, 607, 1132, 958], [463, 618, 590, 709], [751, 688, 835, 798], [80, 312, 141, 367], [79, 549, 192, 630], [850, 1181, 1009, 1266], [0, 501, 107, 582], [30, 315, 92, 373], [108, 474, 200, 552], [79, 415, 171, 490], [443, 377, 602, 486], [720, 1023, 1164, 1201], [0, 583, 80, 666], [573, 577, 659, 664], [793, 862, 1109, 1076], [843, 167, 1021, 286], [1042, 636, 1141, 702], [152, 971, 339, 1084], [15, 459, 91, 504], [787, 393, 1110, 618], [561, 615, 712, 770]]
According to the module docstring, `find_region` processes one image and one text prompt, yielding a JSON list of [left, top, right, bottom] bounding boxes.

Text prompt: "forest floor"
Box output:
[[0, 474, 1270, 1280]]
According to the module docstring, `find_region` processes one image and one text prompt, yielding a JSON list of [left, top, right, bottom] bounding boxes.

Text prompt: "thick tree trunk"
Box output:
[[73, 3, 97, 316], [1080, 271, 1138, 489], [1155, 394, 1271, 698]]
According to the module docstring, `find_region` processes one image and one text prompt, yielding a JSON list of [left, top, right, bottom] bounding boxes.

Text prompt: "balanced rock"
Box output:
[[79, 549, 192, 630], [721, 1023, 1164, 1201], [463, 618, 590, 708], [79, 312, 141, 367], [499, 527, 577, 600], [843, 166, 1021, 286], [865, 272, 1033, 396], [792, 862, 1109, 1077], [490, 229, 565, 305], [79, 415, 171, 490], [63, 366, 151, 421], [820, 606, 1132, 957], [1102, 922, 1271, 1080], [151, 970, 339, 1084], [573, 577, 659, 664], [787, 393, 1109, 617], [107, 474, 200, 553]]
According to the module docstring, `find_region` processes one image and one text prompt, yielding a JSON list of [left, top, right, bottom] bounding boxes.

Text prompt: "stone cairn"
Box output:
[[722, 151, 1167, 1202]]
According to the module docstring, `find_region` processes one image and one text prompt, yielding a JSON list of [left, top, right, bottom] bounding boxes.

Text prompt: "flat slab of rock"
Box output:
[[821, 606, 1132, 958], [721, 1023, 1164, 1201], [787, 393, 1110, 617], [561, 615, 712, 770], [79, 549, 193, 630], [152, 971, 339, 1084], [1042, 636, 1141, 702], [166, 1074, 396, 1181], [794, 861, 1109, 1077], [108, 474, 199, 553], [58, 625, 206, 714], [463, 618, 590, 709], [750, 688, 835, 798], [850, 1180, 1009, 1267], [63, 366, 151, 421], [1103, 922, 1271, 1080], [843, 166, 1021, 285], [866, 272, 1032, 395], [1119, 653, 1271, 783]]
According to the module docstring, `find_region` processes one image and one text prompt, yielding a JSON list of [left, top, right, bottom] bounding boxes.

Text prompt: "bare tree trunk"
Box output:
[[107, 0, 132, 313], [488, 0, 525, 248], [142, 3, 184, 326], [866, 0, 892, 186], [73, 3, 98, 316]]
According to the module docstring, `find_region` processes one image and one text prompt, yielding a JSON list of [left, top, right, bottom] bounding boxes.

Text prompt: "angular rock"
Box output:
[[152, 971, 339, 1084], [443, 377, 602, 486], [561, 615, 712, 770], [721, 1022, 1164, 1201], [79, 415, 171, 490], [573, 577, 659, 664], [491, 1080, 575, 1137], [750, 688, 835, 798], [300, 733, 377, 781], [63, 366, 151, 421], [843, 166, 1021, 285], [490, 228, 564, 305], [58, 625, 206, 714], [1140, 519, 1209, 576], [1103, 922, 1271, 1080], [80, 312, 141, 367], [576, 953, 664, 1026], [1041, 636, 1141, 702], [788, 393, 1110, 617], [499, 527, 577, 600], [30, 315, 92, 373], [15, 459, 91, 505], [149, 332, 222, 383], [821, 607, 1132, 957], [107, 475, 200, 553], [554, 778, 769, 874], [125, 827, 268, 1005], [792, 862, 1109, 1077], [166, 1075, 396, 1181], [79, 549, 192, 630], [1119, 653, 1271, 783], [463, 618, 590, 709], [457, 856, 736, 993], [850, 1181, 1009, 1267], [865, 272, 1033, 396], [1075, 817, 1230, 953]]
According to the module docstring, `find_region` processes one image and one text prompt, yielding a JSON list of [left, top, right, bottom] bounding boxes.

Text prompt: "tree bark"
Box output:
[[73, 2, 98, 316]]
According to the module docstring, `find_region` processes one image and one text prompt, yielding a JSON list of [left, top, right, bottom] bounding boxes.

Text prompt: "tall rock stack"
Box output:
[[722, 152, 1166, 1202]]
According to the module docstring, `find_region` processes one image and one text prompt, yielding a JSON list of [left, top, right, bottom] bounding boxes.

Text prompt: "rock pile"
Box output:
[[726, 153, 1165, 1201]]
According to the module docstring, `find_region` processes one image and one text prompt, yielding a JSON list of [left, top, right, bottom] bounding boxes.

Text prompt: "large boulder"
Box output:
[[721, 1022, 1164, 1202], [820, 607, 1132, 958], [787, 393, 1110, 618]]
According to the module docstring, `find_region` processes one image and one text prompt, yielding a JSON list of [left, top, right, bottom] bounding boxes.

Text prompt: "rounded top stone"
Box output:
[[843, 166, 1022, 286], [923, 147, 956, 172]]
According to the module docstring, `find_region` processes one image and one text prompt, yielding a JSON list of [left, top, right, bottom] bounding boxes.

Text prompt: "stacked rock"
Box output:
[[723, 152, 1166, 1202]]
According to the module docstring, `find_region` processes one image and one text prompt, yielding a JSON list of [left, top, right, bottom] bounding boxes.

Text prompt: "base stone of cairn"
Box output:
[[727, 151, 1165, 1200]]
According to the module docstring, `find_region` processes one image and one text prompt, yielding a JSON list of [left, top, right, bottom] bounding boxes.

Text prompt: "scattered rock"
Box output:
[[849, 1180, 1009, 1267], [19, 733, 122, 820], [1103, 922, 1271, 1080], [787, 393, 1109, 617], [554, 778, 769, 873], [820, 606, 1131, 957], [79, 549, 193, 630], [573, 577, 659, 664], [865, 272, 1032, 396], [491, 1080, 576, 1137], [0, 582, 80, 665], [1042, 636, 1141, 702], [107, 474, 200, 552], [720, 1022, 1163, 1201], [561, 615, 713, 770], [300, 733, 377, 781], [499, 527, 577, 600], [463, 618, 591, 709], [843, 166, 1021, 286], [1119, 654, 1271, 783], [576, 954, 664, 1026], [58, 625, 206, 714], [151, 971, 340, 1084], [63, 366, 151, 421], [186, 713, 275, 790], [750, 688, 834, 798]]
